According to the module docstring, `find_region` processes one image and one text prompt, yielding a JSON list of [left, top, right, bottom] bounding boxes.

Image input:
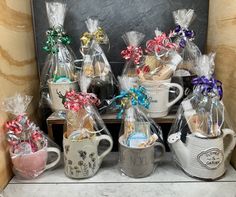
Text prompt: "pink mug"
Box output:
[[10, 143, 61, 179]]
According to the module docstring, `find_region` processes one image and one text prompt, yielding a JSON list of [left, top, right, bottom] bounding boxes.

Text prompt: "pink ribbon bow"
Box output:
[[121, 46, 143, 65], [64, 90, 101, 112]]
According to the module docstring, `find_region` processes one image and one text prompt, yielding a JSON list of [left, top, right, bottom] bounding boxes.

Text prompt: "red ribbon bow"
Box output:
[[121, 46, 143, 65], [146, 33, 177, 54], [64, 90, 101, 112]]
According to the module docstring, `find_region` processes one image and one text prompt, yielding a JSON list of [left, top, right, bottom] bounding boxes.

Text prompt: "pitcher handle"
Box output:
[[154, 142, 165, 163], [166, 83, 183, 108], [95, 135, 113, 166], [45, 147, 61, 170], [222, 128, 236, 160]]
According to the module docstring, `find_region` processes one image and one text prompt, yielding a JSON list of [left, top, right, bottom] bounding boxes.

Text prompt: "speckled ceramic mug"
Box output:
[[63, 132, 113, 179]]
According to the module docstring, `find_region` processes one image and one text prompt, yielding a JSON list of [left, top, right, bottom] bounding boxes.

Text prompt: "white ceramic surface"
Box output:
[[142, 78, 183, 117]]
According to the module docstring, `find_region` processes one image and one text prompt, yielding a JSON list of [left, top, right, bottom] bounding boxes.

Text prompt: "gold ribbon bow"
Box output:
[[80, 27, 107, 47]]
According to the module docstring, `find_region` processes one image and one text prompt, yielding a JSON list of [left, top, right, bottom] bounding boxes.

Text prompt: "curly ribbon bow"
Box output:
[[192, 76, 223, 100], [63, 90, 101, 112], [172, 25, 195, 48], [5, 115, 44, 148], [114, 86, 150, 119], [43, 26, 71, 54], [146, 33, 177, 54], [80, 27, 107, 47], [121, 46, 143, 65]]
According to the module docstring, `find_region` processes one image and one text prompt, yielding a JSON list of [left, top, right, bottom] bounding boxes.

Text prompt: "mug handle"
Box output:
[[154, 142, 165, 163], [95, 135, 113, 166], [222, 128, 236, 160], [45, 147, 61, 170], [165, 82, 184, 108]]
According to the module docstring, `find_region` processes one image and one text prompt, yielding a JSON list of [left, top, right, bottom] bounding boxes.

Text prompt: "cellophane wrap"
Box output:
[[121, 31, 145, 79], [140, 28, 182, 81], [80, 17, 118, 112], [39, 1, 77, 111], [2, 94, 60, 179], [62, 90, 112, 149], [117, 77, 164, 148], [168, 53, 236, 180], [171, 9, 201, 77]]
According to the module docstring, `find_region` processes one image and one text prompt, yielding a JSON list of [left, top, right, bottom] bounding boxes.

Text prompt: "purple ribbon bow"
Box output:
[[192, 76, 223, 100], [174, 25, 195, 48]]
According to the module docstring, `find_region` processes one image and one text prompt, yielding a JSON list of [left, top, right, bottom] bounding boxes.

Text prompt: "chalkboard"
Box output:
[[31, 0, 209, 77]]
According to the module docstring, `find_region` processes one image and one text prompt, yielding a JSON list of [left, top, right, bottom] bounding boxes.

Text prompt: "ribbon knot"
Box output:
[[62, 90, 101, 112], [192, 76, 223, 100], [80, 27, 107, 47], [146, 33, 177, 54], [173, 25, 195, 48], [121, 46, 143, 65], [115, 86, 150, 119], [43, 26, 71, 54]]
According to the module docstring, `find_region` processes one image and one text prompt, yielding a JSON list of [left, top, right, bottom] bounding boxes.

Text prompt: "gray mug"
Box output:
[[119, 135, 165, 178]]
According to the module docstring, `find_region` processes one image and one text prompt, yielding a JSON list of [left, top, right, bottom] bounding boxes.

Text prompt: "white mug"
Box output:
[[63, 133, 113, 179], [48, 79, 79, 111], [142, 78, 183, 117]]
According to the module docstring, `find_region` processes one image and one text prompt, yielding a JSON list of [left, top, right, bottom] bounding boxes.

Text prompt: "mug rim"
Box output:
[[63, 132, 97, 143], [47, 78, 79, 85], [10, 140, 48, 157], [118, 135, 160, 150]]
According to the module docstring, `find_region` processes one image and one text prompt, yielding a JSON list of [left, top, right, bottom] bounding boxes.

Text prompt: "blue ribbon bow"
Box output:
[[174, 25, 195, 48], [114, 86, 150, 119]]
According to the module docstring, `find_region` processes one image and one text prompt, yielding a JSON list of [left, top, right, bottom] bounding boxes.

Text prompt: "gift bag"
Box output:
[[60, 90, 113, 179], [168, 53, 236, 180], [143, 28, 178, 80], [120, 31, 145, 86], [171, 9, 201, 77], [115, 78, 165, 178], [39, 1, 78, 112], [2, 94, 61, 179], [80, 17, 118, 112]]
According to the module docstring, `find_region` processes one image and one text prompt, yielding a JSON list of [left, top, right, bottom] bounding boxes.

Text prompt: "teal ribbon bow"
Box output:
[[114, 86, 150, 119]]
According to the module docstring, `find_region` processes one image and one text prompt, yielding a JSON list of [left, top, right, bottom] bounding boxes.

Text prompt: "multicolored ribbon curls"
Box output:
[[192, 76, 223, 100], [115, 86, 150, 119], [80, 27, 107, 47], [172, 25, 195, 48], [62, 90, 101, 112], [43, 26, 71, 54], [146, 33, 177, 54], [121, 46, 143, 65]]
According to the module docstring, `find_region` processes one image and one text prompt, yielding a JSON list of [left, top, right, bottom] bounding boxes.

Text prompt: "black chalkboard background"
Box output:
[[31, 0, 209, 78]]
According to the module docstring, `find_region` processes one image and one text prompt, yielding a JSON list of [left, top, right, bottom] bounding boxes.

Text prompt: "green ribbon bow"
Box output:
[[43, 26, 71, 54]]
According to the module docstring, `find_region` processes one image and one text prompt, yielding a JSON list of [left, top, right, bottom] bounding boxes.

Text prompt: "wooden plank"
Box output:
[[0, 0, 39, 189], [207, 0, 236, 169]]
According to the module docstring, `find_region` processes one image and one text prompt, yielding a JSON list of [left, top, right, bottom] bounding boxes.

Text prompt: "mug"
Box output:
[[63, 132, 113, 179], [48, 79, 79, 111], [168, 128, 236, 180], [142, 78, 183, 117], [10, 144, 61, 179], [119, 135, 165, 178]]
